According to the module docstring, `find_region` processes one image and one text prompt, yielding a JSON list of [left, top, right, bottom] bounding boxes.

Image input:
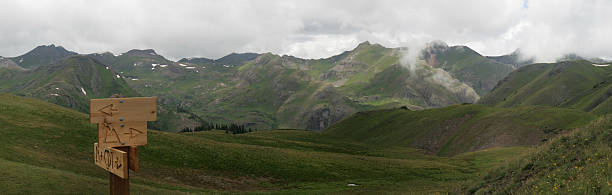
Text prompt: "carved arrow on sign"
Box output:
[[98, 104, 119, 117], [90, 97, 157, 123], [98, 122, 148, 148], [126, 127, 144, 138]]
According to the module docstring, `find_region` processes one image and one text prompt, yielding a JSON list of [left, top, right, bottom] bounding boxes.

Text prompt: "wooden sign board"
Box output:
[[94, 143, 128, 179], [98, 122, 147, 148], [90, 97, 157, 124]]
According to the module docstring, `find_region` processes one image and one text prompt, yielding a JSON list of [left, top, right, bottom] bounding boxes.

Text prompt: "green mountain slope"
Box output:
[[9, 44, 77, 69], [87, 51, 118, 65], [178, 57, 214, 64], [109, 49, 181, 74], [178, 53, 259, 67], [0, 92, 537, 194], [199, 44, 481, 129], [479, 60, 612, 115], [324, 104, 594, 156], [87, 49, 237, 131], [0, 54, 201, 132], [422, 42, 516, 95], [467, 115, 612, 194], [0, 55, 139, 112], [112, 41, 508, 130]]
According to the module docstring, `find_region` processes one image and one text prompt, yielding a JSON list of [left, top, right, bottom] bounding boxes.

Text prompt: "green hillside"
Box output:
[[178, 53, 259, 67], [0, 54, 206, 132], [0, 55, 139, 113], [479, 60, 612, 115], [437, 46, 514, 95], [108, 41, 504, 130], [423, 43, 516, 95], [324, 104, 594, 156], [0, 92, 543, 194], [467, 115, 612, 194]]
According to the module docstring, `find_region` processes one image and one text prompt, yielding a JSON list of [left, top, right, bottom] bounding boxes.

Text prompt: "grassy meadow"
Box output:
[[0, 92, 534, 194]]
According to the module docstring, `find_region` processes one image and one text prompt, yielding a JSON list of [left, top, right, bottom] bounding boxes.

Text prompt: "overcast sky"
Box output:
[[0, 0, 610, 61]]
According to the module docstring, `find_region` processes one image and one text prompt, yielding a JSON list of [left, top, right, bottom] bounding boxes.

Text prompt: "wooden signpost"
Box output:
[[90, 97, 156, 195]]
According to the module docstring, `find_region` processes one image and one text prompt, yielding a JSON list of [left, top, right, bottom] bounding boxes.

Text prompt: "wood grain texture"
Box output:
[[94, 143, 128, 179], [97, 122, 147, 148], [90, 97, 157, 123], [128, 146, 138, 172], [109, 172, 129, 195], [115, 146, 139, 172]]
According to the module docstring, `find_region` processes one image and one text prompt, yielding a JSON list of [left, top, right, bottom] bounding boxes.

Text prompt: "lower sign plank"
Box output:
[[98, 121, 147, 148], [94, 143, 128, 179]]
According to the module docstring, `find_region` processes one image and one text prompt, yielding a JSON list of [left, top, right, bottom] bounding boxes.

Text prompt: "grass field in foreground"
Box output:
[[468, 115, 612, 194], [0, 92, 531, 194]]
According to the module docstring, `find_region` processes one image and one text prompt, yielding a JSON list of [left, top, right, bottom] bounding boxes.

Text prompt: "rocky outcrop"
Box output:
[[306, 107, 347, 130], [300, 85, 355, 130], [421, 40, 449, 67], [0, 57, 24, 70]]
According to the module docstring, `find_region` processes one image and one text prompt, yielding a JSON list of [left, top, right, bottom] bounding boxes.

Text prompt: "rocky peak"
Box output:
[[353, 41, 386, 52], [449, 45, 480, 56], [421, 40, 449, 67], [424, 40, 449, 53], [94, 51, 114, 55], [12, 44, 78, 69], [355, 41, 371, 48], [29, 44, 76, 55], [125, 49, 158, 56], [215, 52, 260, 66]]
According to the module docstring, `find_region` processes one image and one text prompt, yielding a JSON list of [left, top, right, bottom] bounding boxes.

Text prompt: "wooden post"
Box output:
[[109, 172, 129, 195], [110, 146, 131, 195], [128, 146, 138, 172]]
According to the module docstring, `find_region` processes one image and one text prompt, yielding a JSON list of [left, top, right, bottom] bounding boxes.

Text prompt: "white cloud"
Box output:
[[0, 0, 609, 61], [283, 34, 359, 59], [474, 0, 612, 62]]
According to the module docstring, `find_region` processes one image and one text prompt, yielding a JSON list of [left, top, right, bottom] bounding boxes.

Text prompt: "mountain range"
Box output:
[[1, 41, 608, 132], [0, 41, 528, 131]]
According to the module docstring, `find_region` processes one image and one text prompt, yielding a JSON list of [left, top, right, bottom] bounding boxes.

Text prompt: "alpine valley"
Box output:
[[0, 41, 516, 131], [2, 41, 612, 194]]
